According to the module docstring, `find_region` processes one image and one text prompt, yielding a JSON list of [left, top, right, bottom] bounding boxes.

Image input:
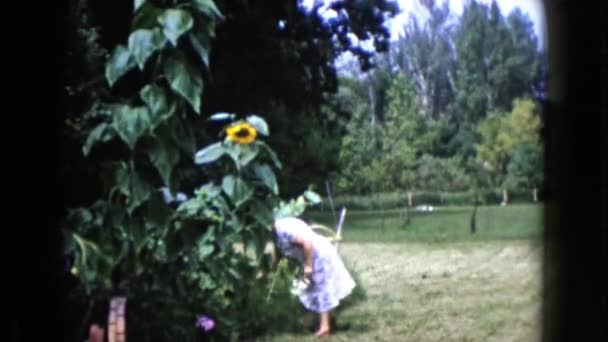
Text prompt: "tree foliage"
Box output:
[[331, 0, 546, 195], [475, 97, 542, 187]]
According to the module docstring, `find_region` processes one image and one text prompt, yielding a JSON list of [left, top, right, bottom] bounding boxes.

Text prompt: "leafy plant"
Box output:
[[61, 1, 324, 340]]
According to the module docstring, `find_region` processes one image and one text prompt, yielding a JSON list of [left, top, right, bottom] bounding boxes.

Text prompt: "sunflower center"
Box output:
[[235, 128, 251, 137]]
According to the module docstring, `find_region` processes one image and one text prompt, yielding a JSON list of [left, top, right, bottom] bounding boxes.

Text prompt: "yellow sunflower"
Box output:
[[226, 122, 257, 144]]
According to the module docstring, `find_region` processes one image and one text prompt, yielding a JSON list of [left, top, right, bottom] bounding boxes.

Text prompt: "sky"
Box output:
[[302, 0, 547, 49], [390, 0, 546, 47]]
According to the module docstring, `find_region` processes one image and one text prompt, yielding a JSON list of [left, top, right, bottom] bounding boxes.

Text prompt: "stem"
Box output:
[[152, 49, 162, 82], [266, 259, 285, 303], [78, 298, 96, 341]]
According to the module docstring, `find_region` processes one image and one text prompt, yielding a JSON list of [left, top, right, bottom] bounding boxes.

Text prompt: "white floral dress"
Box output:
[[274, 217, 356, 313]]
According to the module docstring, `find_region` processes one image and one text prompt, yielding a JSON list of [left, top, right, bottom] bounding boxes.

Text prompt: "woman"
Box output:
[[272, 216, 356, 337]]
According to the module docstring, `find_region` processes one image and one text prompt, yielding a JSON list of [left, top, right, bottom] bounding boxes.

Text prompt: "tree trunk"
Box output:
[[367, 79, 376, 127]]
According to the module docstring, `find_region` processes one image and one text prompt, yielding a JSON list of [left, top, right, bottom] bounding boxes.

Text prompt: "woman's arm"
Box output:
[[292, 235, 314, 280]]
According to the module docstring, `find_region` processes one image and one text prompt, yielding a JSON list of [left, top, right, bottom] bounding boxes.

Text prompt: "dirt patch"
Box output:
[[261, 240, 542, 341]]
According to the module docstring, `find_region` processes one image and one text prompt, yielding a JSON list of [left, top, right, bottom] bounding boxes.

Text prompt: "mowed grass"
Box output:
[[260, 241, 543, 342], [305, 204, 543, 244], [257, 204, 544, 341]]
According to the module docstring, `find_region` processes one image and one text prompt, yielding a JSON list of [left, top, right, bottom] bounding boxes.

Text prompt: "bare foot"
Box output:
[[314, 328, 330, 338], [89, 324, 104, 342]]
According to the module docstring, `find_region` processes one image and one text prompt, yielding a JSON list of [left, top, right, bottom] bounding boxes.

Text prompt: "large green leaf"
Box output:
[[168, 115, 196, 156], [128, 28, 167, 70], [249, 201, 274, 228], [227, 143, 259, 168], [243, 233, 263, 266], [126, 217, 150, 254], [195, 142, 225, 165], [102, 202, 126, 231], [163, 54, 203, 113], [221, 175, 235, 199], [132, 2, 162, 29], [105, 45, 136, 87], [192, 0, 223, 19], [63, 208, 95, 233], [139, 84, 174, 129], [115, 162, 132, 197], [83, 122, 115, 156], [115, 163, 154, 214], [158, 9, 194, 46], [194, 182, 222, 199], [222, 175, 252, 208], [129, 170, 154, 214], [147, 136, 180, 186], [189, 30, 211, 68], [246, 115, 269, 136], [197, 243, 214, 261], [240, 144, 259, 166], [257, 141, 282, 169], [252, 163, 278, 194], [303, 190, 322, 204], [134, 0, 145, 12], [197, 273, 216, 290], [113, 105, 151, 150]]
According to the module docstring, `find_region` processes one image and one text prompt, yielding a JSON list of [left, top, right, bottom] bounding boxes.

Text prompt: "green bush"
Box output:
[[237, 260, 306, 337]]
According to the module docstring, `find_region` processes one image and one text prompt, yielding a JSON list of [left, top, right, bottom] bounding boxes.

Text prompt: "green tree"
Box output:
[[503, 143, 543, 191], [452, 0, 491, 126], [506, 7, 545, 101], [392, 0, 456, 120], [416, 154, 471, 191], [475, 97, 542, 187], [362, 74, 424, 192], [485, 0, 515, 111], [449, 1, 545, 160], [334, 85, 380, 194]]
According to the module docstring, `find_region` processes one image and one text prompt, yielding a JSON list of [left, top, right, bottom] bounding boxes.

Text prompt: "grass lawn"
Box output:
[[257, 204, 544, 341]]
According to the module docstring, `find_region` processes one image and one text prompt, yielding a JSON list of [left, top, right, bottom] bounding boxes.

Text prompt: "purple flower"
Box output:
[[196, 315, 215, 332]]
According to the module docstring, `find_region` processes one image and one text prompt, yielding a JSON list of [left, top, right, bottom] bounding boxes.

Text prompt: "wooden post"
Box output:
[[408, 191, 413, 207], [108, 296, 127, 342], [470, 204, 477, 234], [501, 189, 508, 206], [533, 187, 538, 202], [403, 203, 410, 227], [380, 204, 385, 233]]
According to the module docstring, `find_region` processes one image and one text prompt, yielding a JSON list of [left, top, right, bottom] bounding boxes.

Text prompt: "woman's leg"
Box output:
[[315, 311, 331, 336]]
